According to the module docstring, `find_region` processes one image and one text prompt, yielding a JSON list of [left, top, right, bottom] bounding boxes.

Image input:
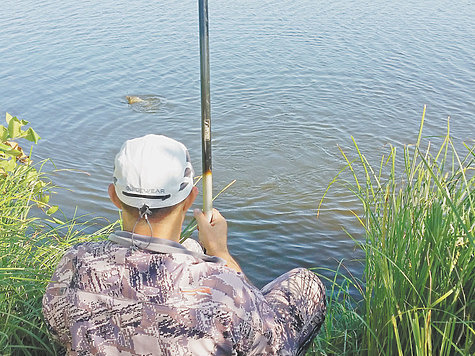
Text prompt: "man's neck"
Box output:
[[122, 210, 184, 243]]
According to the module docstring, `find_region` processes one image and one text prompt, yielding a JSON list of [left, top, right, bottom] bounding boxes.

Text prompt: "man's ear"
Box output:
[[182, 186, 198, 212], [108, 184, 123, 209]]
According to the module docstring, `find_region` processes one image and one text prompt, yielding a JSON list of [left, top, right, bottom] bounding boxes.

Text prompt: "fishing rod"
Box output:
[[198, 0, 212, 221]]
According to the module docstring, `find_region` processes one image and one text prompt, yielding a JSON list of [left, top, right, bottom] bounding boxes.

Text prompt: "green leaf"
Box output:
[[0, 142, 21, 157], [46, 206, 58, 215], [24, 127, 41, 143], [39, 194, 50, 204], [51, 217, 65, 224], [26, 169, 39, 181], [0, 158, 17, 172], [34, 181, 46, 193], [7, 116, 22, 139], [5, 112, 13, 124], [6, 148, 22, 157], [0, 141, 11, 151], [0, 125, 7, 141]]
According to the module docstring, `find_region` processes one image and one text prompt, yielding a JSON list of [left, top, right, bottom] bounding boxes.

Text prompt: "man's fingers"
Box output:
[[194, 208, 224, 228], [193, 208, 205, 222], [194, 209, 210, 229], [209, 208, 222, 223]]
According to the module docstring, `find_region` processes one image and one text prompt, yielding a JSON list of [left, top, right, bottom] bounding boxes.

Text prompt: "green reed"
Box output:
[[308, 262, 365, 355], [315, 107, 474, 355]]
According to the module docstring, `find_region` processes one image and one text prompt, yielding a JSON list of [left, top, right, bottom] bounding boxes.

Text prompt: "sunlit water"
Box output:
[[1, 0, 473, 289]]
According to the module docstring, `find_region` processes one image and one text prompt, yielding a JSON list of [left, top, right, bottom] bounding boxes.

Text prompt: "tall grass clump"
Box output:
[[308, 262, 364, 355], [0, 114, 117, 355], [318, 107, 474, 355]]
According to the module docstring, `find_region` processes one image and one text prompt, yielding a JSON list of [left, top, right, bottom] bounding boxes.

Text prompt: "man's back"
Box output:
[[43, 135, 326, 355], [43, 238, 284, 355]]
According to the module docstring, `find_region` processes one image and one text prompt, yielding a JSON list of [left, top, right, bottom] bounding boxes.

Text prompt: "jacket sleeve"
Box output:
[[218, 272, 282, 355], [42, 247, 76, 345]]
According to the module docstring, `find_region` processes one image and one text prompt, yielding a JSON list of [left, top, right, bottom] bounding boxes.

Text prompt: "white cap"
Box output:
[[113, 134, 194, 209]]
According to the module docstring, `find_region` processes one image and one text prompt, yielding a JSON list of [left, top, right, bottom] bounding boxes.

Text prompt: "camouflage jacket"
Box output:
[[42, 232, 287, 355]]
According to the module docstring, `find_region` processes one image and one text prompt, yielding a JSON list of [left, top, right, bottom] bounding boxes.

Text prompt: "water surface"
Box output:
[[1, 0, 473, 288]]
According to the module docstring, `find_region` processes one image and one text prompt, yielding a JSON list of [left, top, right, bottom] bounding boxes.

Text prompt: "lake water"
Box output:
[[1, 0, 473, 288]]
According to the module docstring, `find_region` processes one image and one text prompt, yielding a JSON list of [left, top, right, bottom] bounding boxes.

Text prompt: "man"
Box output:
[[43, 134, 326, 355]]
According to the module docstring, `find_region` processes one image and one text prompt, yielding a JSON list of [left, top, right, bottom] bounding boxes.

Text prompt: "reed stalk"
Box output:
[[315, 107, 474, 355]]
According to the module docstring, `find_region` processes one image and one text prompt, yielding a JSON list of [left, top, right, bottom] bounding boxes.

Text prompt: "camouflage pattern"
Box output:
[[43, 234, 326, 355]]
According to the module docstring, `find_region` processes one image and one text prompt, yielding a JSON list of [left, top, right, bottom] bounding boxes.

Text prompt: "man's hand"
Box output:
[[193, 208, 242, 273]]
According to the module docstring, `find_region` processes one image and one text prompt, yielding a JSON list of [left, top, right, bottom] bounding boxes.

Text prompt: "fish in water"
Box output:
[[126, 96, 145, 104], [125, 95, 162, 113]]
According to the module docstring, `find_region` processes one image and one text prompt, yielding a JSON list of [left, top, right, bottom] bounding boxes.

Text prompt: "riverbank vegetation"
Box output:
[[0, 114, 117, 354], [1, 111, 473, 355], [311, 107, 474, 355]]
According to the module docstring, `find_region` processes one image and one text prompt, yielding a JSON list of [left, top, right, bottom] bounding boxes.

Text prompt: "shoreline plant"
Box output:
[[312, 106, 474, 355], [0, 114, 118, 354]]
